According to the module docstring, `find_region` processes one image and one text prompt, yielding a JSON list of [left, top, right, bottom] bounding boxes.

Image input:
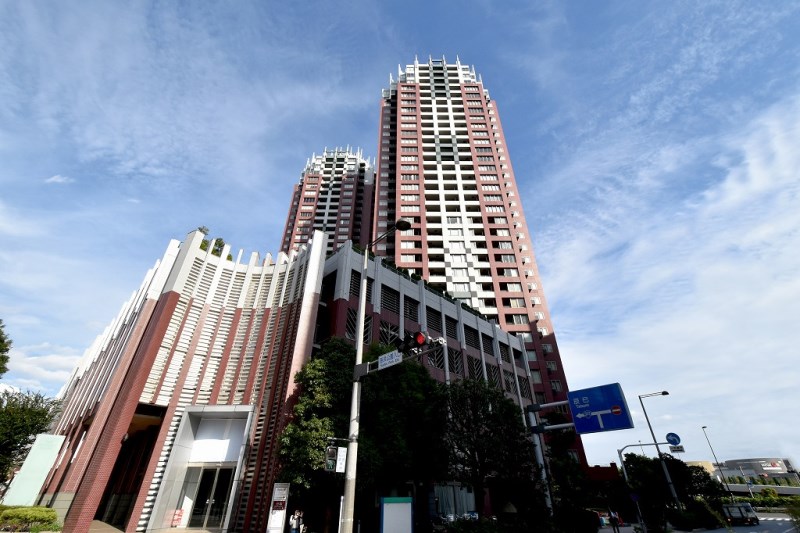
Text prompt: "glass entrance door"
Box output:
[[188, 467, 234, 530]]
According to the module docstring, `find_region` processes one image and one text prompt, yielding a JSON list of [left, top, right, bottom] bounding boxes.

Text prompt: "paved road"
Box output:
[[603, 513, 795, 533]]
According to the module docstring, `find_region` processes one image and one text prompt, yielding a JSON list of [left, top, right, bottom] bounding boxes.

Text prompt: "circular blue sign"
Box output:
[[666, 432, 681, 446]]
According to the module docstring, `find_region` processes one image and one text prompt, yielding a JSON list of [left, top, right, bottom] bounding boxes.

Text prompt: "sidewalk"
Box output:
[[600, 525, 638, 533]]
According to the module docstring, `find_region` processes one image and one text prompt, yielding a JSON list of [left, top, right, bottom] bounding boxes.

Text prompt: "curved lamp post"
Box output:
[[341, 218, 412, 533], [702, 425, 734, 501], [638, 391, 680, 507]]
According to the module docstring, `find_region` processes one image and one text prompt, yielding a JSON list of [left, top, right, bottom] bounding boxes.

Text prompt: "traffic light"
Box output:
[[325, 446, 337, 472], [395, 331, 431, 354]]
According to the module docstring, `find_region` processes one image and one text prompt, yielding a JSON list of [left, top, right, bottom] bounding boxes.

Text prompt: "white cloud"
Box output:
[[2, 343, 81, 396], [545, 93, 800, 464], [44, 174, 74, 184], [0, 201, 46, 237]]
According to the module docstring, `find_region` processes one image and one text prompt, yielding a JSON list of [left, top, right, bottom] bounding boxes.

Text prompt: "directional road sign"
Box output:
[[666, 432, 681, 446], [567, 383, 634, 435], [377, 349, 402, 370]]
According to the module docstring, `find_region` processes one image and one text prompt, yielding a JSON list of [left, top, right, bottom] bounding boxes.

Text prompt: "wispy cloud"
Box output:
[[2, 342, 82, 395], [543, 90, 800, 462], [44, 174, 74, 184]]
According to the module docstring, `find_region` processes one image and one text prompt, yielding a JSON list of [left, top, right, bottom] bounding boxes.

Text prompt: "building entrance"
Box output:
[[186, 466, 234, 530]]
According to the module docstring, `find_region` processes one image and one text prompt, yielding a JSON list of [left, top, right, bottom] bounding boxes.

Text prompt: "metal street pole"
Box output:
[[702, 425, 734, 501], [341, 219, 411, 533], [739, 466, 754, 497], [638, 391, 681, 507], [617, 443, 672, 533]]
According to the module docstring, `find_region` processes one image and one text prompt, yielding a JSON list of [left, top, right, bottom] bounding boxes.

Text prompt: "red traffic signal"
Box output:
[[412, 331, 429, 346], [395, 331, 431, 353]]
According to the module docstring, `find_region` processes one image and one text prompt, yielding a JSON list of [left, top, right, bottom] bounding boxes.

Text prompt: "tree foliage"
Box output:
[[0, 319, 10, 379], [277, 343, 549, 533], [0, 390, 61, 484], [442, 378, 543, 521], [277, 338, 354, 494], [623, 453, 728, 532], [277, 338, 451, 532]]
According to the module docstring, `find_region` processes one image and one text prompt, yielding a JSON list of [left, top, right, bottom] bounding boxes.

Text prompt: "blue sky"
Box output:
[[1, 1, 798, 467]]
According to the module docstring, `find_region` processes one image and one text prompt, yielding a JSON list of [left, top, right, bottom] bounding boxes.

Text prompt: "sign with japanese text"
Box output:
[[567, 383, 634, 435]]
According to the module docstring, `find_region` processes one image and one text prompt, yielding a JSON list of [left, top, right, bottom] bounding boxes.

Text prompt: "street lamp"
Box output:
[[341, 218, 412, 533], [638, 391, 680, 506], [702, 425, 734, 501]]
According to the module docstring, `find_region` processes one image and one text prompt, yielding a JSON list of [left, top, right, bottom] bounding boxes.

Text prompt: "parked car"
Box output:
[[722, 503, 759, 526]]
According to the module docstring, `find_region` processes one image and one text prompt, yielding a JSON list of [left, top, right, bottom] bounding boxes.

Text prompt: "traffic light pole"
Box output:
[[340, 219, 410, 533], [352, 341, 445, 381]]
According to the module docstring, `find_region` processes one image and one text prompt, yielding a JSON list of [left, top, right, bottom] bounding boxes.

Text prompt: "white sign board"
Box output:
[[266, 483, 290, 533], [336, 446, 347, 473], [378, 350, 402, 370], [381, 497, 413, 533]]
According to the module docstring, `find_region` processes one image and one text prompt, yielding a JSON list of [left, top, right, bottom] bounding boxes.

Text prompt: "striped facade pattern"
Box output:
[[42, 230, 326, 532]]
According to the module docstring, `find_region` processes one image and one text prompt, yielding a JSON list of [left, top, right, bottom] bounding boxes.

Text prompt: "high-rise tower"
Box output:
[[281, 147, 375, 254], [373, 57, 571, 411]]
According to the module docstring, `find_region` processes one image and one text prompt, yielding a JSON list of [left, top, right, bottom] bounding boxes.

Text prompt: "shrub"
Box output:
[[786, 499, 800, 531], [0, 506, 59, 531]]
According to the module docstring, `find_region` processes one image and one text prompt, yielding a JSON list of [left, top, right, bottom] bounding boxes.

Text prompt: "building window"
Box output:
[[550, 380, 563, 392], [506, 314, 529, 325], [404, 296, 419, 322], [381, 286, 400, 314]]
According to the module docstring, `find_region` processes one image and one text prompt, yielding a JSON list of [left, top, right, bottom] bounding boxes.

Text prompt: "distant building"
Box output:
[[281, 147, 375, 255], [689, 457, 799, 485], [724, 458, 798, 483], [28, 230, 538, 532]]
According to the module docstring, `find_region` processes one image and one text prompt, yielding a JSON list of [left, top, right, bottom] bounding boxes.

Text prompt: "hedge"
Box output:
[[0, 506, 60, 532]]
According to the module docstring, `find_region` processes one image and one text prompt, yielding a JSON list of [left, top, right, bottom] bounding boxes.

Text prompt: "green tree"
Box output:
[[278, 339, 450, 533], [0, 390, 61, 484], [441, 378, 544, 524], [786, 498, 800, 530], [0, 319, 11, 378], [623, 453, 727, 532], [279, 339, 355, 501]]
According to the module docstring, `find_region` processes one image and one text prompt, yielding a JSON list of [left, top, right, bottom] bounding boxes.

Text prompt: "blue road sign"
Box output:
[[567, 383, 634, 435], [666, 432, 681, 446]]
